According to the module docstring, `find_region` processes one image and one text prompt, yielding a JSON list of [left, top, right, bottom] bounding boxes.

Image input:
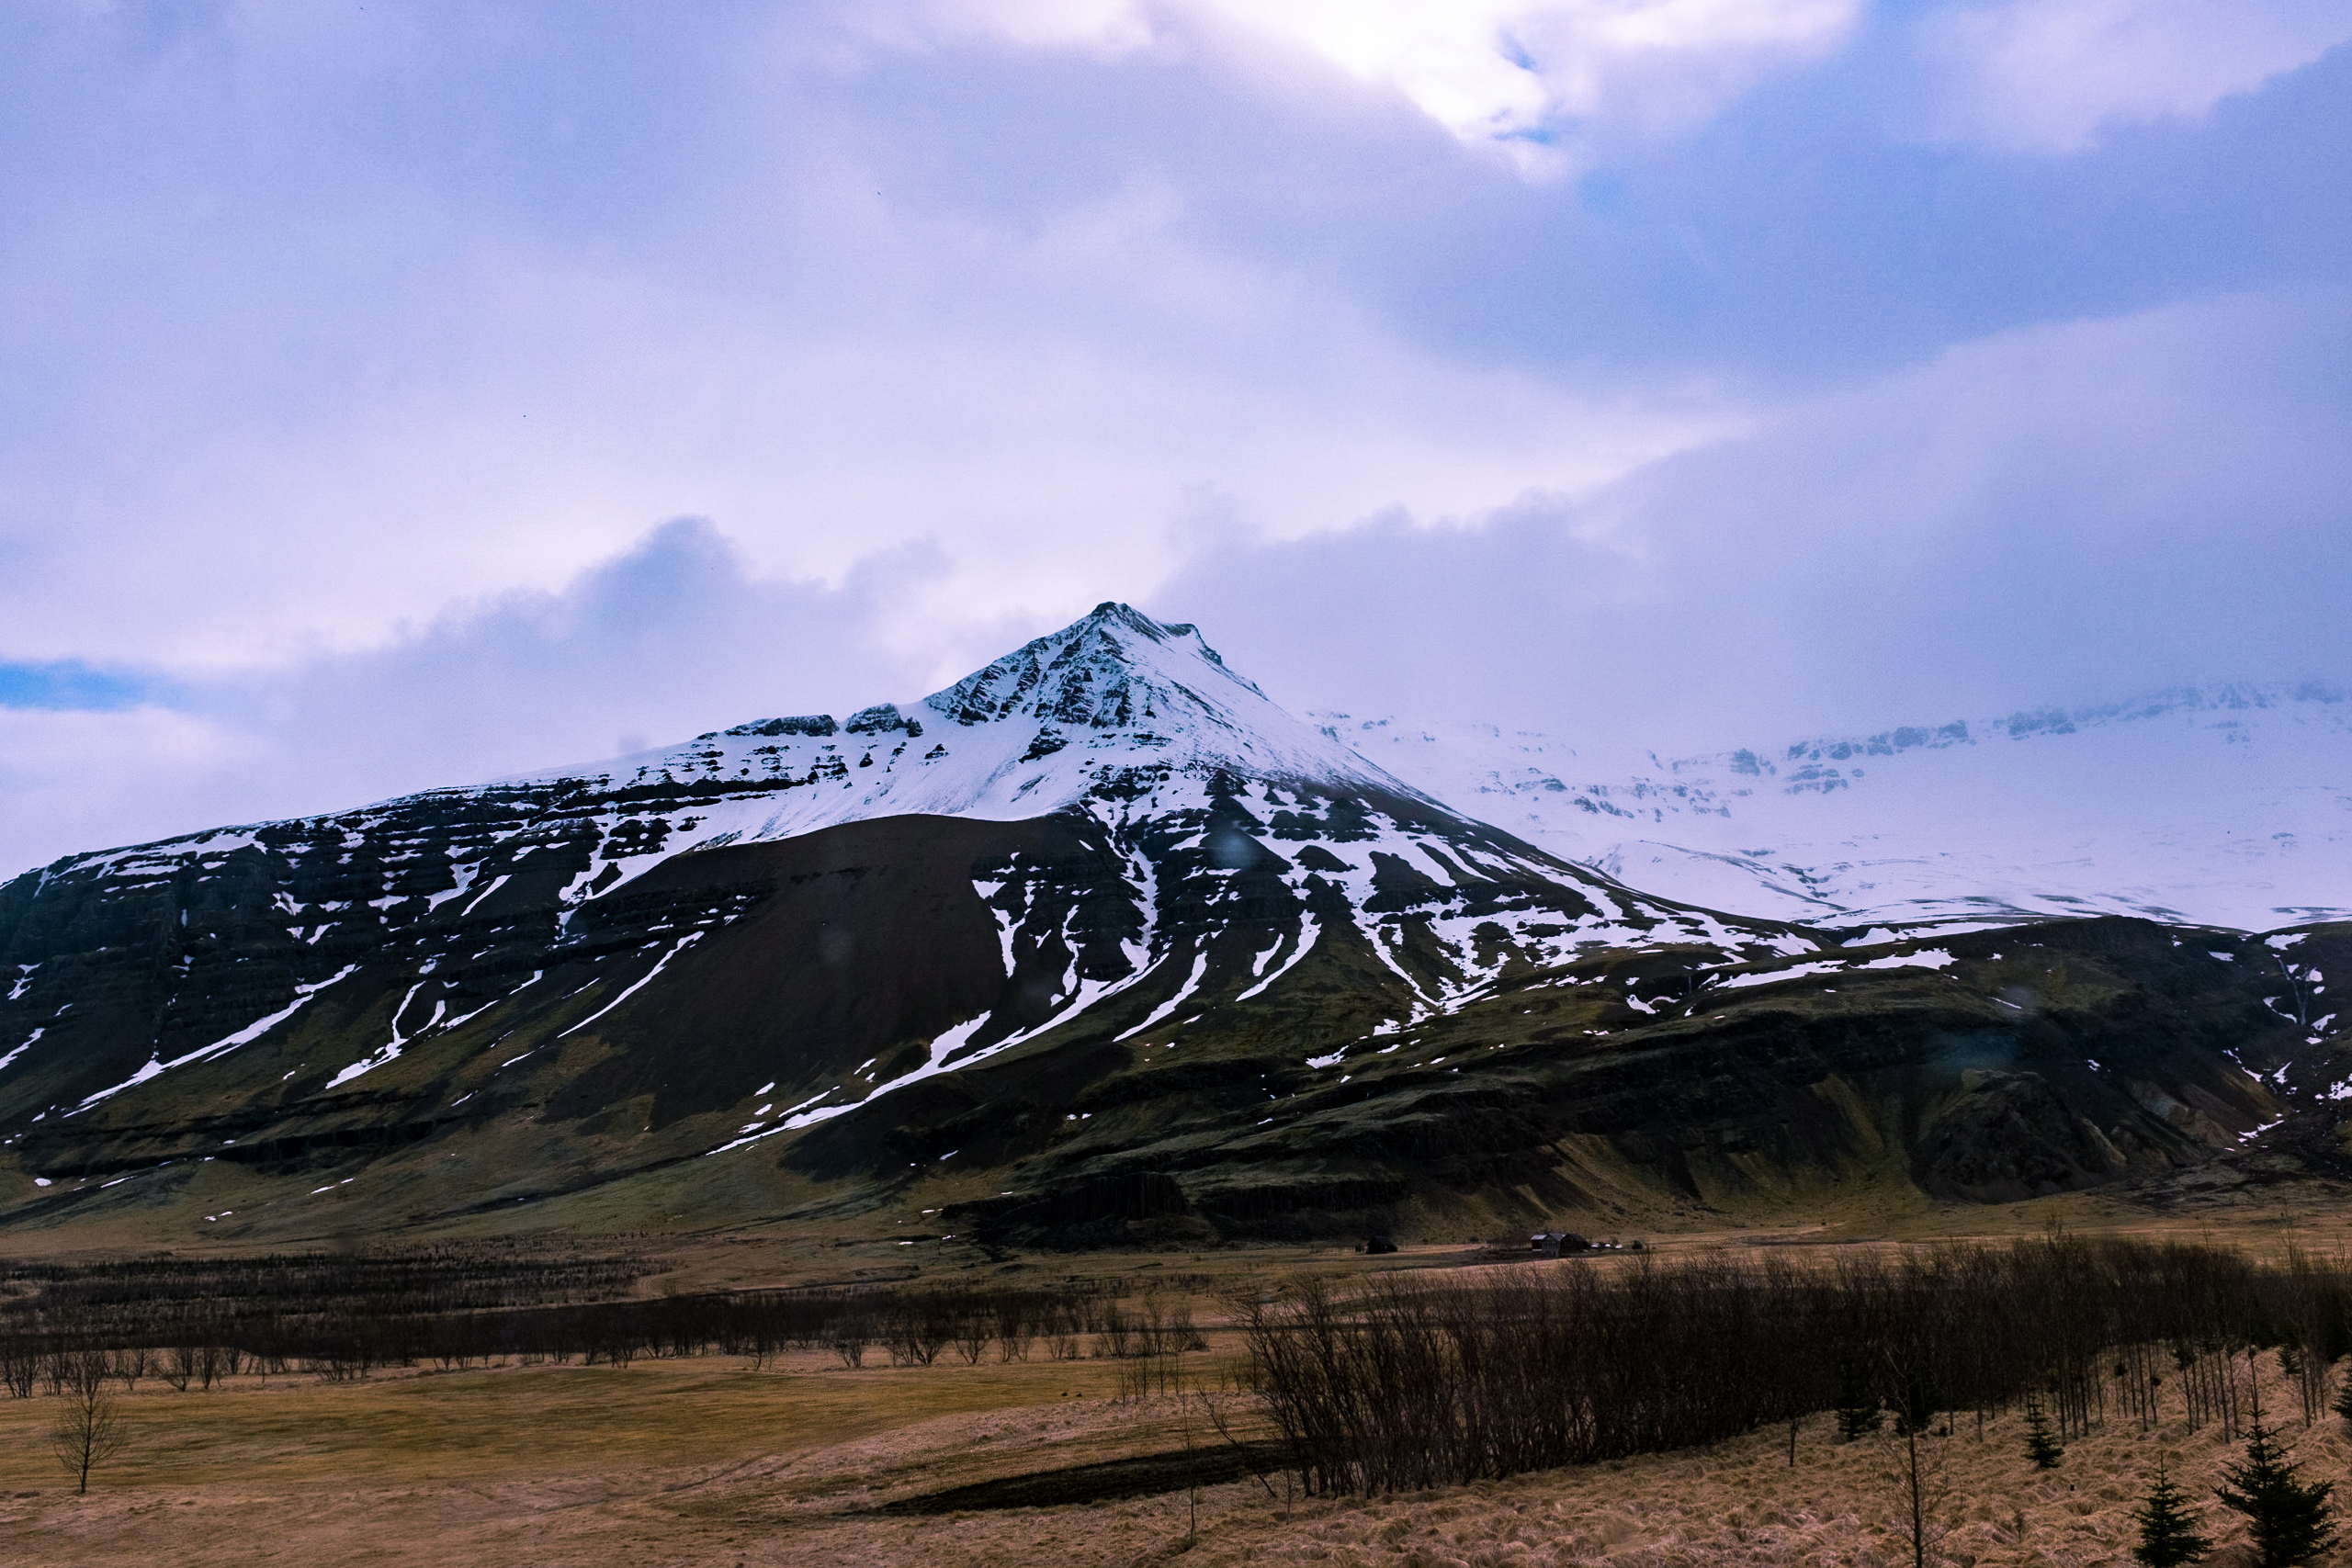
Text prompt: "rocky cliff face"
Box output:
[[0, 606, 2335, 1243]]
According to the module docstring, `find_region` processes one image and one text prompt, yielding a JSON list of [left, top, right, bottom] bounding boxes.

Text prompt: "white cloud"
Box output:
[[875, 0, 2352, 161], [868, 0, 1862, 164], [1264, 0, 1861, 136], [3, 217, 1737, 671], [0, 521, 927, 877], [0, 706, 257, 874], [1154, 286, 2352, 748], [1909, 0, 2352, 152], [7, 288, 2343, 879], [874, 0, 1159, 52]]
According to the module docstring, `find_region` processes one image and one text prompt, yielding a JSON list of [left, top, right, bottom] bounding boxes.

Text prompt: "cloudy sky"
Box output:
[[3, 0, 2347, 874]]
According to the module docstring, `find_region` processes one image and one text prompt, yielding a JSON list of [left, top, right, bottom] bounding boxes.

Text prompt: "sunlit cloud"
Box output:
[[871, 0, 1863, 166], [882, 0, 2352, 164], [1236, 0, 1861, 146]]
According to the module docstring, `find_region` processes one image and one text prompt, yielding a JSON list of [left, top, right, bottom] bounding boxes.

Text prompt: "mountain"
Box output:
[[1336, 682, 2352, 931], [0, 607, 2338, 1246]]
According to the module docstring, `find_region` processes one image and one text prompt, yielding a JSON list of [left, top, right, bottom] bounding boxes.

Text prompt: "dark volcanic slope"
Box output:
[[0, 605, 2340, 1241], [0, 786, 2331, 1239], [0, 771, 1758, 1201], [934, 914, 2326, 1240]]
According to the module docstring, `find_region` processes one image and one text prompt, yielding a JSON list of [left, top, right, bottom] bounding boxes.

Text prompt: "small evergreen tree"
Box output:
[[2132, 1458, 2212, 1568], [2330, 1369, 2352, 1427], [2216, 1420, 2335, 1568], [1892, 1363, 1941, 1437], [2023, 1397, 2064, 1470], [1837, 1360, 1882, 1441]]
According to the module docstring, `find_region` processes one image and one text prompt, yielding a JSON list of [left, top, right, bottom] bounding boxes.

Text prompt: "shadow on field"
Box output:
[[872, 1438, 1291, 1514]]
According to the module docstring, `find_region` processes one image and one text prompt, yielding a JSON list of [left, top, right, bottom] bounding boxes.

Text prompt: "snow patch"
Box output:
[[555, 932, 705, 1041], [1116, 952, 1211, 1042], [70, 965, 362, 1111]]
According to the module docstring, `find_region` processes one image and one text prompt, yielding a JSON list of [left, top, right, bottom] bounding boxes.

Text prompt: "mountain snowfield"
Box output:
[[1329, 682, 2352, 931]]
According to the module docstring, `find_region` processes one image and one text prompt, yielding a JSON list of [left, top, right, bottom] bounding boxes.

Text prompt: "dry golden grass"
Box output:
[[0, 1342, 1171, 1564], [2, 1328, 2344, 1568], [13, 1218, 2352, 1566], [1155, 1390, 2352, 1568]]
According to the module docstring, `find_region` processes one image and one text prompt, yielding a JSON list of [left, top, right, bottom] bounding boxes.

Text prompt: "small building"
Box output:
[[1528, 1231, 1592, 1257]]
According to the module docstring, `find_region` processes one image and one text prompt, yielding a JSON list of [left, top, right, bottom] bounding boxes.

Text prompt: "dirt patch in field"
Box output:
[[874, 1438, 1291, 1515]]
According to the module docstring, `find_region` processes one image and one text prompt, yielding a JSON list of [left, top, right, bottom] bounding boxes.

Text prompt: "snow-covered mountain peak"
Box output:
[[45, 607, 1451, 913], [922, 602, 1264, 732], [401, 604, 1442, 881]]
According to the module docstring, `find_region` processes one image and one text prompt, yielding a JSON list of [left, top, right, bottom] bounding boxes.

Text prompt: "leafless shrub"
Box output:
[[50, 1349, 127, 1495], [0, 1340, 37, 1398]]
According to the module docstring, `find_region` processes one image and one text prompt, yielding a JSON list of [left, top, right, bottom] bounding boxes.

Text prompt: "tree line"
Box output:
[[0, 1247, 1203, 1390], [1239, 1235, 2352, 1498]]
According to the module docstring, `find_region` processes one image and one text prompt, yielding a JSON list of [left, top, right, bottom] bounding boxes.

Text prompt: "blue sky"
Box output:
[[2, 0, 2347, 874]]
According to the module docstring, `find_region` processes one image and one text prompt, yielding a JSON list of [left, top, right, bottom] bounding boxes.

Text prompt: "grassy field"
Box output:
[[3, 1325, 2342, 1567], [10, 1213, 2352, 1565], [0, 1338, 1227, 1566]]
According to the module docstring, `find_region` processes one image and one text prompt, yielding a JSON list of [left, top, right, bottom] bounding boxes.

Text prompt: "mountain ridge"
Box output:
[[0, 607, 2341, 1247]]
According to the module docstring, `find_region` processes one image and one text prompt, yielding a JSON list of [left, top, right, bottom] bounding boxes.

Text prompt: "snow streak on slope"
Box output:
[[73, 964, 362, 1111], [675, 768, 1815, 1145], [1329, 682, 2352, 931]]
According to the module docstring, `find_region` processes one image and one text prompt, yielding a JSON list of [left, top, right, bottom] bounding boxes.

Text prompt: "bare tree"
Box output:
[[0, 1341, 37, 1399], [1879, 1423, 1953, 1568], [951, 1299, 992, 1366], [51, 1351, 129, 1495]]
